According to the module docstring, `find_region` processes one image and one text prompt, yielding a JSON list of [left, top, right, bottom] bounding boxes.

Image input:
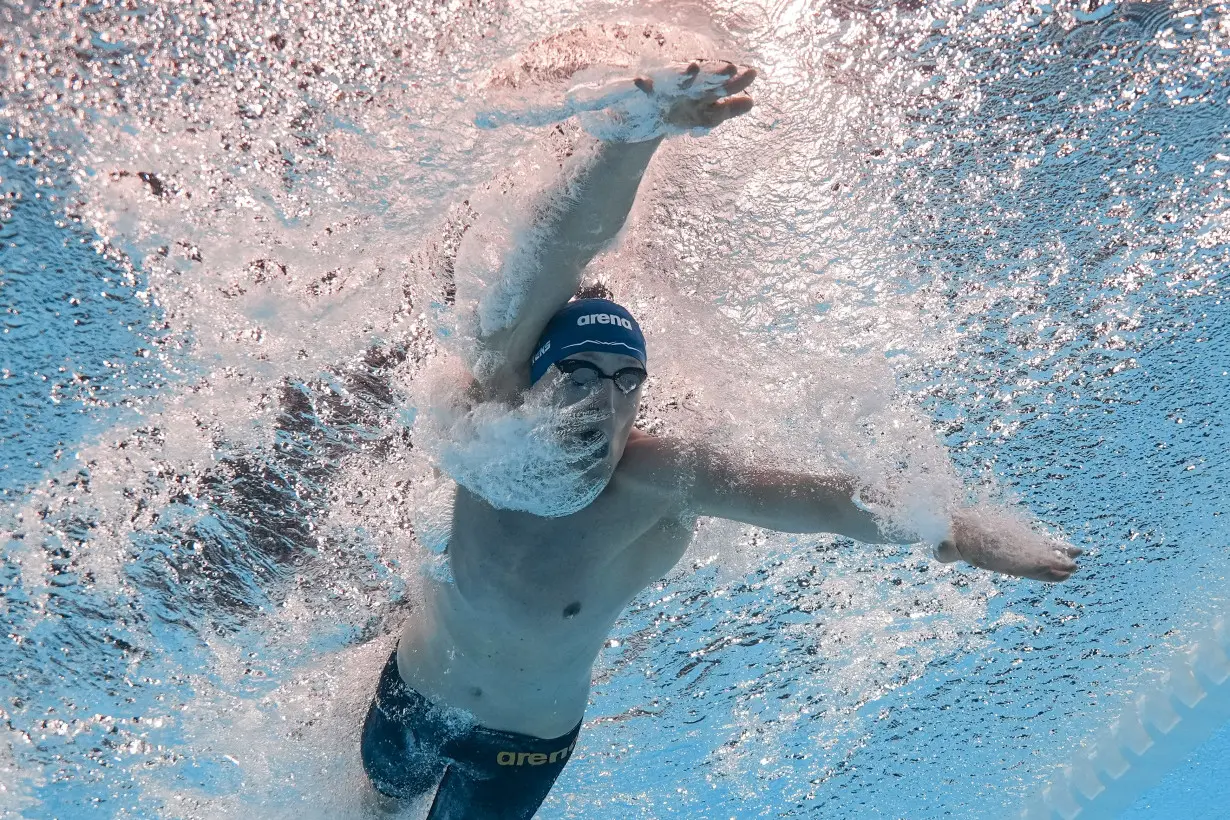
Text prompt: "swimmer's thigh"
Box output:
[[360, 651, 447, 800], [426, 762, 570, 820]]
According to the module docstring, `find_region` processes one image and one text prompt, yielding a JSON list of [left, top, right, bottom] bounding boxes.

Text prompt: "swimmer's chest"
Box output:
[[449, 483, 691, 622]]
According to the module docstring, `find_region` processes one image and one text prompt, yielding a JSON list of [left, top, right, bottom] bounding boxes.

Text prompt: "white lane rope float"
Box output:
[[1020, 616, 1230, 819]]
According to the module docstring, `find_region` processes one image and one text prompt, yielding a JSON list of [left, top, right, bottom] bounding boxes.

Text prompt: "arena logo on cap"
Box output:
[[577, 313, 634, 330]]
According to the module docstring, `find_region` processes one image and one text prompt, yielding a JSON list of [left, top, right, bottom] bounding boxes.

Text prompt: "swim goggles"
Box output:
[[554, 359, 647, 395]]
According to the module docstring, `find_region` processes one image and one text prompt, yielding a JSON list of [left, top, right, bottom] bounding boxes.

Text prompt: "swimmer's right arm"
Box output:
[[469, 62, 757, 398], [471, 137, 666, 396]]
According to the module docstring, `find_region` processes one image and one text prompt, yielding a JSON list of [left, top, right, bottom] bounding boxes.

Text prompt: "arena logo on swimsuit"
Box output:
[[495, 736, 577, 767], [577, 313, 634, 330]]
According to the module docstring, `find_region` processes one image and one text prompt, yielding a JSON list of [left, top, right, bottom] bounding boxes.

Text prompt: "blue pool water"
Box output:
[[2, 0, 1227, 817]]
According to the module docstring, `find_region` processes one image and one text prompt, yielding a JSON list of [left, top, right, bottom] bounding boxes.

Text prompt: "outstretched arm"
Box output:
[[469, 61, 757, 399], [621, 436, 1081, 582], [691, 467, 893, 544], [470, 137, 664, 397]]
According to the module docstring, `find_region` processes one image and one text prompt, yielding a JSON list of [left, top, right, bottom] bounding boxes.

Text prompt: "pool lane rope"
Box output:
[[1020, 616, 1230, 820]]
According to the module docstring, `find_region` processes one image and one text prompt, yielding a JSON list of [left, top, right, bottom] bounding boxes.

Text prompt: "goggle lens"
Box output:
[[554, 360, 647, 395], [614, 370, 645, 393]]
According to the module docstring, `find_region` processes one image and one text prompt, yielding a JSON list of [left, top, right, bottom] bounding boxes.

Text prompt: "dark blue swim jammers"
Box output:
[[360, 649, 582, 819]]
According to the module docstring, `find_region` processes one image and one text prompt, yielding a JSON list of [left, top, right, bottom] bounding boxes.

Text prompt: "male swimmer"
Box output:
[[360, 60, 1080, 818]]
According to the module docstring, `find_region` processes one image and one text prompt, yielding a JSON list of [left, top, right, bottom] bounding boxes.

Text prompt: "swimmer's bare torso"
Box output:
[[398, 431, 697, 738]]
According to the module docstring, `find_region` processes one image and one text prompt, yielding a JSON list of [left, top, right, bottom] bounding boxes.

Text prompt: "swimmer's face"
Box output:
[[545, 351, 646, 471]]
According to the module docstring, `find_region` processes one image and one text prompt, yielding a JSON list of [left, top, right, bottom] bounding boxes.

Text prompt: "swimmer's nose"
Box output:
[[598, 378, 620, 411], [577, 377, 612, 407]]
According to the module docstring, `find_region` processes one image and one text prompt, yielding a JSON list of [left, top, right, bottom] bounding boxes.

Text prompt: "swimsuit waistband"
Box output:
[[380, 646, 583, 752]]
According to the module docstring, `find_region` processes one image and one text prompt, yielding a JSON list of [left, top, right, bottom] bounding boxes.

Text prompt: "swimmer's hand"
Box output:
[[642, 60, 757, 131], [568, 60, 757, 142], [937, 509, 1083, 583]]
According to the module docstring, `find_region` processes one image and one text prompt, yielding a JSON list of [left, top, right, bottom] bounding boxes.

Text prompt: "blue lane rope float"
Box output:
[[1019, 616, 1230, 820]]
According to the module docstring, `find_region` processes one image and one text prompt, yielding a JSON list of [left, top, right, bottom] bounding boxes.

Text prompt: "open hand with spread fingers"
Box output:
[[567, 59, 758, 142], [636, 60, 757, 131]]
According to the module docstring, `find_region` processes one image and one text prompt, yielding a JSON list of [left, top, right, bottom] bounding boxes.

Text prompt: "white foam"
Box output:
[[0, 723, 42, 817], [2, 7, 1116, 815], [412, 356, 615, 518], [132, 637, 422, 820]]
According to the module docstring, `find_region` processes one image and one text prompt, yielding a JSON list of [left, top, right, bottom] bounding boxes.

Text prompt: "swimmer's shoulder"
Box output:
[[620, 428, 680, 463], [614, 430, 700, 504]]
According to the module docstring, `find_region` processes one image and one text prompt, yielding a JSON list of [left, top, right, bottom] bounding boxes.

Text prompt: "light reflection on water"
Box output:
[[1, 0, 1227, 817]]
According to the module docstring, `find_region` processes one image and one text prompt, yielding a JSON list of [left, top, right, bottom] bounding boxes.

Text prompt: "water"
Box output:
[[2, 0, 1227, 817]]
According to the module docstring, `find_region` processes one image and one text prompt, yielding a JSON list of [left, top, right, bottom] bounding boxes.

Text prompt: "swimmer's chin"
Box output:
[[564, 429, 611, 462], [571, 452, 613, 478]]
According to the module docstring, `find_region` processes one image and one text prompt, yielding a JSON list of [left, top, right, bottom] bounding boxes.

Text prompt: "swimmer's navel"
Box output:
[[563, 601, 582, 619]]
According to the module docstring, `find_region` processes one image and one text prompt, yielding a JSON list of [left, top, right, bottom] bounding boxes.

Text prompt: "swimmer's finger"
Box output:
[[722, 66, 758, 96], [689, 62, 750, 95], [679, 61, 701, 89], [1041, 562, 1076, 582], [697, 60, 739, 83], [705, 95, 754, 125]]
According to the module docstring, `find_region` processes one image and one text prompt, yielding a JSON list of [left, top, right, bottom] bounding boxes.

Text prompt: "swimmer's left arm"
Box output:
[[634, 440, 1081, 582], [468, 138, 664, 399], [684, 456, 897, 544], [469, 62, 758, 399], [622, 438, 895, 543]]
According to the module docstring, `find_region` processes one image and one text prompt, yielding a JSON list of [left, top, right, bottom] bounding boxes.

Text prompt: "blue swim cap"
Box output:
[[530, 298, 648, 385]]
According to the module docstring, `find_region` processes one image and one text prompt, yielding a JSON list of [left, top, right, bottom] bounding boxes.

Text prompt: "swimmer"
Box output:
[[361, 60, 1081, 818]]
